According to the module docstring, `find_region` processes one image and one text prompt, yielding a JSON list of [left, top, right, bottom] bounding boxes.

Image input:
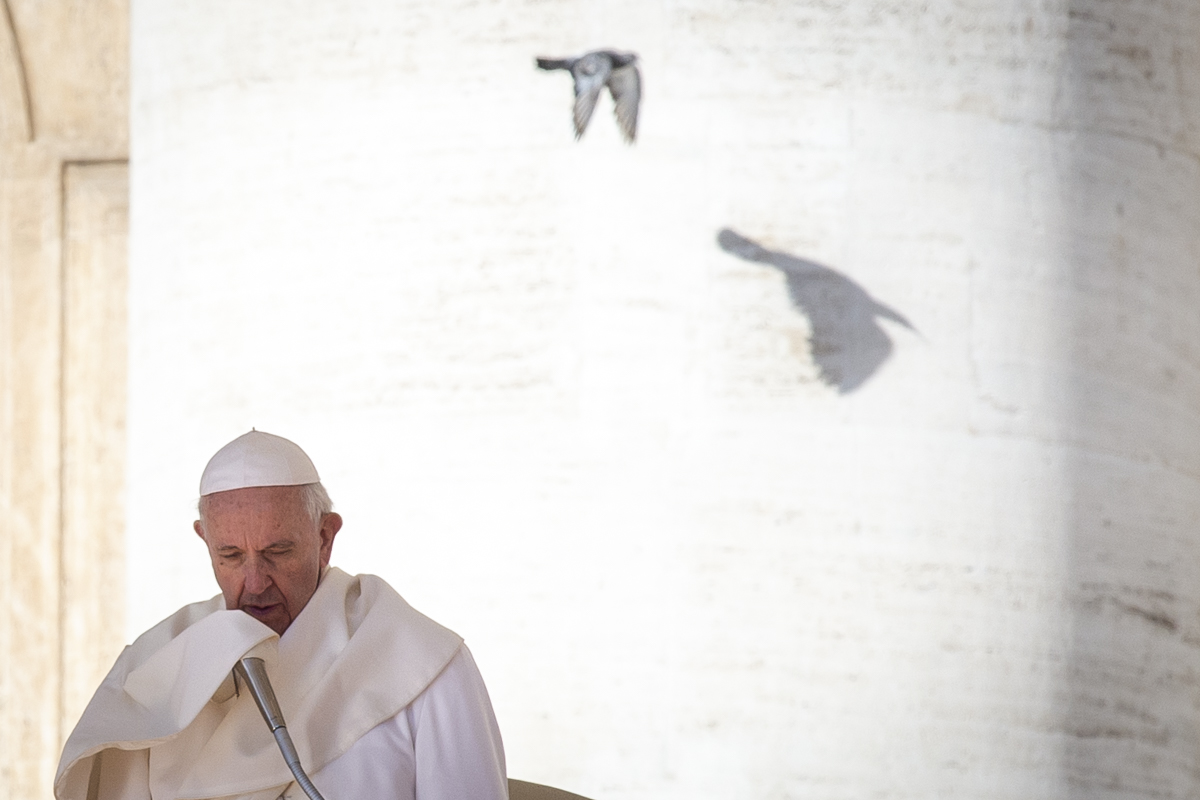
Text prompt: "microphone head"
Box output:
[[234, 657, 287, 732]]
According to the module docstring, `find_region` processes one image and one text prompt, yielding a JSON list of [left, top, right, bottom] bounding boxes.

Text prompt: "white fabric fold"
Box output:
[[122, 612, 277, 720], [55, 568, 464, 800]]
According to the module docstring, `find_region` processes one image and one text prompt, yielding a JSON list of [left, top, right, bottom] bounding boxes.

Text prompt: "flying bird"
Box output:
[[536, 49, 641, 143]]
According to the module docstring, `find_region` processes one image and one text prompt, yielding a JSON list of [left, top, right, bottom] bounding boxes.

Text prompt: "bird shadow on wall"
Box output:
[[717, 229, 917, 394]]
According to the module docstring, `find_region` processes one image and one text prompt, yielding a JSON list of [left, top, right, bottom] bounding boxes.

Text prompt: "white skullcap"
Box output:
[[199, 430, 320, 496]]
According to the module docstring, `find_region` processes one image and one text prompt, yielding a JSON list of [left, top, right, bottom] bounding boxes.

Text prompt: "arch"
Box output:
[[0, 0, 32, 142]]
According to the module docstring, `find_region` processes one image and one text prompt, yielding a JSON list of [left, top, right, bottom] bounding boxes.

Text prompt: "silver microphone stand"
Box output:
[[233, 657, 327, 800]]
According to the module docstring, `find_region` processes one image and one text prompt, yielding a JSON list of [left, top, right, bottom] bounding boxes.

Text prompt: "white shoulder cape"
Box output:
[[55, 568, 463, 800]]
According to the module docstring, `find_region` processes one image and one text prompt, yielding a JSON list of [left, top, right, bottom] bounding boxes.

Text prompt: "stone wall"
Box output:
[[115, 1, 1200, 798], [0, 2, 128, 798]]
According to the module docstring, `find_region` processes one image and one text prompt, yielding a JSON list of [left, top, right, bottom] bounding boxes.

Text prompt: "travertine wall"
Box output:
[[1056, 5, 1200, 793], [125, 2, 1200, 799], [0, 2, 128, 799]]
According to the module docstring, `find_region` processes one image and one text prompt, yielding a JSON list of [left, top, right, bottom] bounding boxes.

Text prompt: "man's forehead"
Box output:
[[200, 487, 317, 540], [203, 484, 307, 512], [202, 493, 317, 548]]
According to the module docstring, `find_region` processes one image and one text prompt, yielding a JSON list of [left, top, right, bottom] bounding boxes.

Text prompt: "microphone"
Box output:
[[233, 657, 327, 800]]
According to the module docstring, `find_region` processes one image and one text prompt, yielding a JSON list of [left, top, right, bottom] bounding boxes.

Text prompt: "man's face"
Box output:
[[193, 485, 342, 636]]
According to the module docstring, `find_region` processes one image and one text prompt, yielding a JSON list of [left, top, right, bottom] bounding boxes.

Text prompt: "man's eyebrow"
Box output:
[[214, 539, 296, 554], [256, 539, 298, 552]]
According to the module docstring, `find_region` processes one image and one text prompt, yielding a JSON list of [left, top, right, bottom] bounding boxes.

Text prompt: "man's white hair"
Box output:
[[197, 481, 334, 529]]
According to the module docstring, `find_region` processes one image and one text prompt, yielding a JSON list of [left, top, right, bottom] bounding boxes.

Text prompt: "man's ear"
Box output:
[[318, 513, 342, 566], [193, 519, 206, 541]]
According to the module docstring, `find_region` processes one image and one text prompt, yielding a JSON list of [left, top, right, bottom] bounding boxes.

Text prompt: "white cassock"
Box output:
[[55, 568, 508, 800]]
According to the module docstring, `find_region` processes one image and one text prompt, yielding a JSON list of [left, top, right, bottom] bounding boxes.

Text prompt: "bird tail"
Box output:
[[536, 57, 573, 71]]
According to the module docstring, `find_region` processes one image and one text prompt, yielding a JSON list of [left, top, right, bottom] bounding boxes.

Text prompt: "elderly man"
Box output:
[[55, 430, 507, 800]]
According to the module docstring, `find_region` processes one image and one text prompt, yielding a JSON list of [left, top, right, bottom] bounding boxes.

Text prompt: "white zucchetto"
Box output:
[[199, 430, 319, 496]]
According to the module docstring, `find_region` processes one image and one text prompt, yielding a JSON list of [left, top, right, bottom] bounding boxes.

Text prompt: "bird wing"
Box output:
[[536, 57, 574, 71], [607, 63, 640, 143], [571, 55, 611, 139]]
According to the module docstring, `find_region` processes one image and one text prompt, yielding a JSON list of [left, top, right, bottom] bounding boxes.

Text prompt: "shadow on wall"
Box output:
[[716, 228, 916, 393]]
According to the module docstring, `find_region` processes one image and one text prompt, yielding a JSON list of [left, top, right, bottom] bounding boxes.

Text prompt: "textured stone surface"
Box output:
[[128, 2, 1200, 799], [0, 3, 127, 799], [60, 162, 128, 744]]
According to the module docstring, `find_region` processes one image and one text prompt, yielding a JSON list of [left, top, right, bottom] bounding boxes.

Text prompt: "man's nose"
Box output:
[[242, 558, 271, 595]]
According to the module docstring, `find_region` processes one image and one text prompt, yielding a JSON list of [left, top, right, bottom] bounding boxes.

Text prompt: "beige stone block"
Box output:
[[7, 0, 127, 150], [0, 144, 64, 800], [60, 160, 127, 744], [0, 0, 33, 143], [0, 3, 127, 799]]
